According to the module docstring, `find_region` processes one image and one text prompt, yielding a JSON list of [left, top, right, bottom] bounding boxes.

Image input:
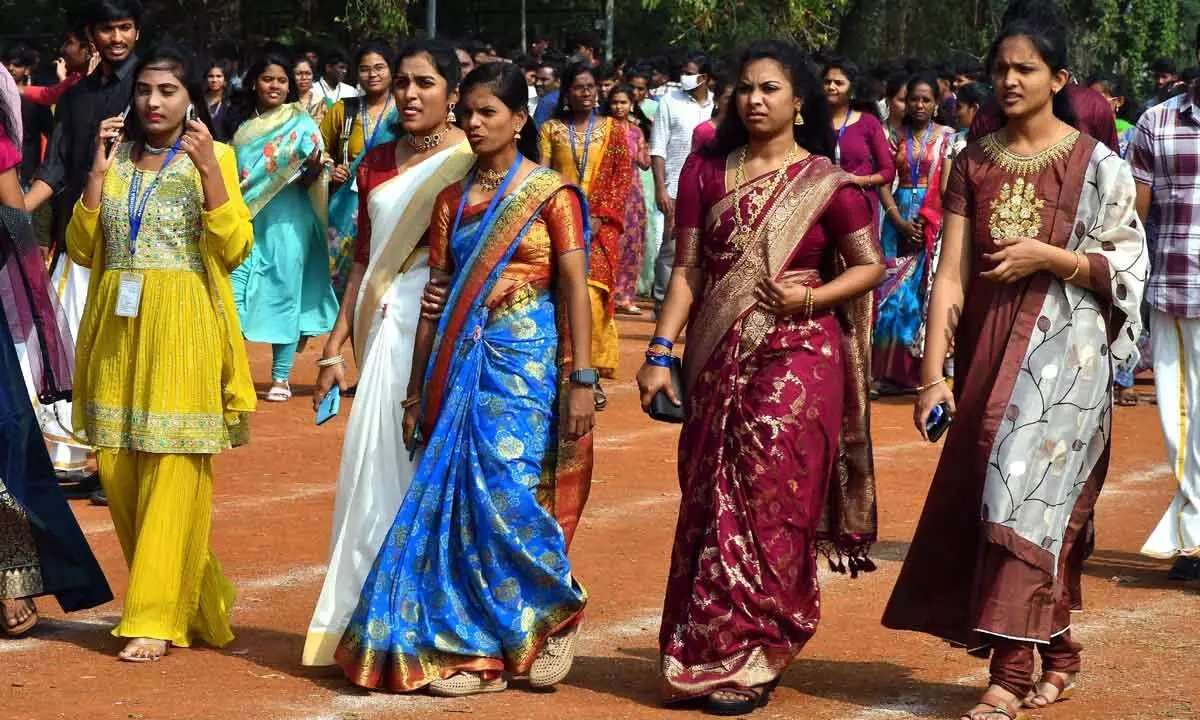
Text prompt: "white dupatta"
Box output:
[[982, 142, 1149, 576]]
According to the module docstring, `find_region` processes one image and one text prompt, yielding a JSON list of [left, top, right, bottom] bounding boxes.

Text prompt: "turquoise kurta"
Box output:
[[231, 183, 338, 344]]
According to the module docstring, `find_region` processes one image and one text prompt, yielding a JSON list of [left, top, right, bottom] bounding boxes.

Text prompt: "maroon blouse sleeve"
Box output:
[[672, 152, 707, 267], [353, 161, 374, 265], [943, 151, 971, 217], [862, 114, 896, 185], [1069, 85, 1120, 153], [825, 185, 883, 266], [968, 97, 1003, 142]]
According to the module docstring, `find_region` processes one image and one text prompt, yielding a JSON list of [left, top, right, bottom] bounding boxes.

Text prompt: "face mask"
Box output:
[[680, 74, 703, 91]]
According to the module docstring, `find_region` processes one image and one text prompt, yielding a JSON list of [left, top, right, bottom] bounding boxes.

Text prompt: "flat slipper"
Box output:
[[1, 598, 38, 637]]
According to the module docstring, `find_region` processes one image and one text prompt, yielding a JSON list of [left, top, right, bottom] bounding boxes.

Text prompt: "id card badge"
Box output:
[[115, 272, 145, 318]]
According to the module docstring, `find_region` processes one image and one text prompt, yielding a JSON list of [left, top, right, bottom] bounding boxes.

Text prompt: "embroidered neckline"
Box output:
[[980, 129, 1080, 175]]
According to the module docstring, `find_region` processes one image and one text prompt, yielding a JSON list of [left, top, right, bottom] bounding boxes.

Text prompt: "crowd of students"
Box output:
[[0, 0, 1197, 718]]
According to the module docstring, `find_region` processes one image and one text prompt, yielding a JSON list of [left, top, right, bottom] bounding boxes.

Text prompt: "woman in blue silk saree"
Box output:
[[335, 63, 598, 697]]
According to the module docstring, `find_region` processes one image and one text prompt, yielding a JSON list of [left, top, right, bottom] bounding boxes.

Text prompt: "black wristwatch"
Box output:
[[570, 368, 600, 387]]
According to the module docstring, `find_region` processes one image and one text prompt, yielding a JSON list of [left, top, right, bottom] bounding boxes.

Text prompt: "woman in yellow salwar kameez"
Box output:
[[66, 43, 255, 663], [538, 61, 633, 408]]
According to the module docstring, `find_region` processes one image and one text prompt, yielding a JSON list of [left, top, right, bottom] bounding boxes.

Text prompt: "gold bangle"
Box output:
[[401, 395, 421, 409], [915, 376, 948, 393], [1063, 251, 1083, 282], [804, 286, 814, 319]]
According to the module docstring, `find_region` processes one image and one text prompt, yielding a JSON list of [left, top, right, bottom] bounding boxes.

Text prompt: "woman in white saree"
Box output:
[[302, 39, 473, 666]]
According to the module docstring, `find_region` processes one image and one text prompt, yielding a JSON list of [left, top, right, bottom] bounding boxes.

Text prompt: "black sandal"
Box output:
[[705, 683, 774, 716]]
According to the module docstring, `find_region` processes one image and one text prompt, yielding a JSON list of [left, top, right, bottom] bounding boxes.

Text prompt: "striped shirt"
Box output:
[[1130, 87, 1200, 317]]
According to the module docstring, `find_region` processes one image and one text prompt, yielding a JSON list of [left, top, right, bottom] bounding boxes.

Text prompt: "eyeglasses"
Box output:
[[360, 64, 389, 77]]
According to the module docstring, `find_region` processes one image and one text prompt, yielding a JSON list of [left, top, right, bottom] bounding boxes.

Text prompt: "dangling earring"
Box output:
[[514, 127, 522, 140], [447, 103, 457, 124], [794, 108, 805, 126]]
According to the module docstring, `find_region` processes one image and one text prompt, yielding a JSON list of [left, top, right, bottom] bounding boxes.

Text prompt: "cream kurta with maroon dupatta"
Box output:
[[883, 133, 1148, 648]]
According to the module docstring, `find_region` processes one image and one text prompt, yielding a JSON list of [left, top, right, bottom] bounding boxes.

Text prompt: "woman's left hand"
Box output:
[[420, 275, 450, 321], [566, 386, 595, 440], [981, 236, 1048, 284], [179, 120, 218, 175], [754, 277, 812, 316]]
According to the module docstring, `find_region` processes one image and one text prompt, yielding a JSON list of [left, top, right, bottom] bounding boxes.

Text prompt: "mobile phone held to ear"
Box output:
[[925, 401, 952, 443], [185, 103, 197, 125], [315, 387, 341, 426], [107, 104, 131, 153]]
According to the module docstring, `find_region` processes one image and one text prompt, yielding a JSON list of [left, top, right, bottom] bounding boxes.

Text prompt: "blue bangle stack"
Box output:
[[645, 336, 675, 367]]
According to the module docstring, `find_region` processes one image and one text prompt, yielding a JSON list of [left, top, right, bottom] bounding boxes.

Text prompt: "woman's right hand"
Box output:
[[637, 362, 679, 412], [913, 379, 955, 440], [331, 164, 351, 186], [312, 363, 347, 412], [92, 116, 125, 173], [402, 405, 422, 450]]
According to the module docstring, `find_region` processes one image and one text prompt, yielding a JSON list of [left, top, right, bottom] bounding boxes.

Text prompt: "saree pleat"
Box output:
[[0, 205, 110, 611], [335, 169, 591, 691]]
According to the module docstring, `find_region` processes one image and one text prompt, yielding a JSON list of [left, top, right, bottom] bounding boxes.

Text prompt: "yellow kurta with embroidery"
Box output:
[[66, 142, 256, 454], [537, 118, 614, 196]]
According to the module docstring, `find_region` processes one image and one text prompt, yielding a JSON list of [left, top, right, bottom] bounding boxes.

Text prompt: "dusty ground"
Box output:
[[2, 315, 1196, 720]]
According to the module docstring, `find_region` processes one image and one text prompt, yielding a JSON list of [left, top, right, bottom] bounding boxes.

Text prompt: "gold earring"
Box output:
[[515, 128, 522, 140], [794, 109, 805, 126], [447, 104, 456, 124]]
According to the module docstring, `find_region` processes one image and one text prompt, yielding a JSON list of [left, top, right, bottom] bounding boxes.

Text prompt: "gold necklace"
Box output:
[[408, 126, 449, 152], [731, 144, 799, 247], [979, 129, 1080, 176], [476, 167, 506, 192]]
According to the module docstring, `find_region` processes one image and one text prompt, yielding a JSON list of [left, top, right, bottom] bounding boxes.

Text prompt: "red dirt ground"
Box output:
[[2, 315, 1197, 720]]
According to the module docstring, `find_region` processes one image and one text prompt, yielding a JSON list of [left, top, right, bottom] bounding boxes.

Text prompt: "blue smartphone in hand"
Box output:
[[315, 387, 341, 426]]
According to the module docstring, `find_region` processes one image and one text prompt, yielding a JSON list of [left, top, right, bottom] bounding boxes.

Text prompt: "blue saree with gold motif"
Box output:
[[335, 167, 593, 691]]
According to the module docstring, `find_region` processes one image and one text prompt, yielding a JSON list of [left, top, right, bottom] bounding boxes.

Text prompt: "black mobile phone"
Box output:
[[406, 426, 423, 462], [925, 401, 952, 443]]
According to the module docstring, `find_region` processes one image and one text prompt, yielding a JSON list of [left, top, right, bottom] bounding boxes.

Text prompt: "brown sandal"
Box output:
[[961, 688, 1024, 720], [1, 598, 38, 637], [1024, 671, 1076, 709], [1115, 388, 1140, 406]]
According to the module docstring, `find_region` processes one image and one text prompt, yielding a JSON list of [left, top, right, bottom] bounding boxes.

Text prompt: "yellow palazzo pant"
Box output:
[[96, 449, 236, 648], [589, 284, 620, 379]]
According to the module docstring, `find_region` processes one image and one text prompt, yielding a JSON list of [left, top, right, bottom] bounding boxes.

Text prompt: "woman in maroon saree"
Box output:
[[637, 41, 885, 716]]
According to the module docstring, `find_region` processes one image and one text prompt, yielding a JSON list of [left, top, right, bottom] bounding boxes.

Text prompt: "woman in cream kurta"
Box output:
[[67, 105, 255, 661]]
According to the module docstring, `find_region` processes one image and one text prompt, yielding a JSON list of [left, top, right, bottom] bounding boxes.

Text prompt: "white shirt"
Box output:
[[313, 77, 361, 105], [649, 87, 715, 197]]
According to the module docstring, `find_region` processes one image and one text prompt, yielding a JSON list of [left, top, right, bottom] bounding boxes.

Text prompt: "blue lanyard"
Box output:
[[360, 95, 393, 152], [127, 140, 183, 255], [568, 114, 596, 184], [451, 159, 522, 257], [906, 124, 933, 188], [834, 111, 851, 166]]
